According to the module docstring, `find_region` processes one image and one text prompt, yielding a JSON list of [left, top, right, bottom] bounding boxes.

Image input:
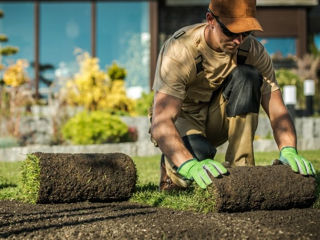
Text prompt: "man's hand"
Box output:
[[279, 147, 316, 176], [177, 159, 228, 189]]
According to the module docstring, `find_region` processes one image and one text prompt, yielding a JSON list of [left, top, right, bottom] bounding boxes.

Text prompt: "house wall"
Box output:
[[158, 4, 309, 57]]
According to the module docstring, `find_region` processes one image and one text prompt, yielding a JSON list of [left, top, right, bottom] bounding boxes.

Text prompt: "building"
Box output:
[[0, 0, 319, 95]]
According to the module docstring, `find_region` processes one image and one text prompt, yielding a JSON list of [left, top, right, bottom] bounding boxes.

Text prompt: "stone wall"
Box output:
[[0, 112, 320, 162]]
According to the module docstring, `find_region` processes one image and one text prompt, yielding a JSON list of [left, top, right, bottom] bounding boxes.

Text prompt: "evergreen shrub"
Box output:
[[61, 111, 129, 145], [275, 68, 304, 106], [135, 91, 154, 116]]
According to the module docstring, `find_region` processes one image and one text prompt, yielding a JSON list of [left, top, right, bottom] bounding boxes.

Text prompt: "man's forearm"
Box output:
[[262, 90, 297, 150], [151, 118, 193, 167], [151, 92, 194, 167], [271, 111, 297, 150]]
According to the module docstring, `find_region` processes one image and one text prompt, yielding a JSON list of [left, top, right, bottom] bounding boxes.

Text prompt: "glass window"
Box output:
[[40, 2, 91, 88], [0, 2, 34, 78], [257, 37, 297, 57], [97, 2, 150, 92], [314, 33, 320, 50]]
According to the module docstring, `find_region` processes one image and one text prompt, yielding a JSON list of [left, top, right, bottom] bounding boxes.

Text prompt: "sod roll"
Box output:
[[207, 165, 317, 212], [23, 152, 137, 203]]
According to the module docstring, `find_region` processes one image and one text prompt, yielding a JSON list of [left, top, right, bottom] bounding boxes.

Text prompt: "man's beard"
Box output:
[[222, 43, 239, 54]]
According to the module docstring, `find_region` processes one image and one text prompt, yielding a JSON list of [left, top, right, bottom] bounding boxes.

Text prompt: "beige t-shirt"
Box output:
[[153, 23, 279, 104]]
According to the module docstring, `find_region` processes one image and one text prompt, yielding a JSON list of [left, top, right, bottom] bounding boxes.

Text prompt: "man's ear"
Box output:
[[206, 12, 215, 25]]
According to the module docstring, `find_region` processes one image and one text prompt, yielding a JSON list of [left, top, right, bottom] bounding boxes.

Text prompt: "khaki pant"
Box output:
[[165, 89, 259, 187]]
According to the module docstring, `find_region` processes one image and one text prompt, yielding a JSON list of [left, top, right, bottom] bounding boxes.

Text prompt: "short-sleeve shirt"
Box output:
[[153, 23, 279, 104]]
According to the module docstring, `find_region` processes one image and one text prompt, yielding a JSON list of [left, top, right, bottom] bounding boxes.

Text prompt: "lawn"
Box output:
[[0, 150, 319, 212]]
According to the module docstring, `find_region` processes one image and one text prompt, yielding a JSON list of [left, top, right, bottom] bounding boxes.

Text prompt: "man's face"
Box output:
[[213, 16, 251, 54]]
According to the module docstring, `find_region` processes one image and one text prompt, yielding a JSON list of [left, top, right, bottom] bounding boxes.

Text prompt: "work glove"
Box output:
[[279, 147, 316, 176], [177, 158, 228, 189]]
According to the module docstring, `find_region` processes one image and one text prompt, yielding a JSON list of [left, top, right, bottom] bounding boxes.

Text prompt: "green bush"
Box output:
[[0, 137, 19, 148], [275, 68, 304, 107], [61, 111, 129, 145], [135, 91, 154, 116], [107, 62, 127, 81]]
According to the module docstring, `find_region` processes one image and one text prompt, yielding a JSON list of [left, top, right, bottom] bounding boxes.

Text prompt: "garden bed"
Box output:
[[0, 200, 320, 239]]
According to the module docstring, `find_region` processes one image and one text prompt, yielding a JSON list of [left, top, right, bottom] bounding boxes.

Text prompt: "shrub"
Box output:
[[275, 68, 304, 107], [61, 111, 129, 145], [63, 52, 110, 111], [107, 62, 127, 81], [0, 137, 19, 148], [62, 52, 134, 114], [105, 79, 135, 114], [3, 59, 29, 87], [134, 91, 154, 116]]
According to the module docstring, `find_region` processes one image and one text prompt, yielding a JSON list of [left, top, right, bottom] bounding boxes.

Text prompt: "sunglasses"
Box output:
[[207, 9, 252, 38]]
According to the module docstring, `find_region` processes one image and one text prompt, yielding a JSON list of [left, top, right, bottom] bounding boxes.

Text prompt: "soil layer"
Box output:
[[209, 165, 317, 212], [34, 152, 137, 203], [0, 200, 320, 239]]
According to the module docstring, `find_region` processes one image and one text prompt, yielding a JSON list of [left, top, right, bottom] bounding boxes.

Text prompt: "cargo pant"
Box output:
[[156, 64, 263, 188]]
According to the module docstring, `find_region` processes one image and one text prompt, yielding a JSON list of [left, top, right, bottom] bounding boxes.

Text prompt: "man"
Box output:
[[150, 0, 316, 191]]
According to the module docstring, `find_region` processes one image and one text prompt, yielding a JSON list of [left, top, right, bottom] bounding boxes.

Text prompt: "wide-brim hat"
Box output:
[[209, 0, 263, 33]]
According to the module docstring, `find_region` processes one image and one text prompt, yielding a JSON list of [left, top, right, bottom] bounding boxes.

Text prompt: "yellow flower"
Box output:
[[62, 51, 134, 114], [3, 59, 29, 87]]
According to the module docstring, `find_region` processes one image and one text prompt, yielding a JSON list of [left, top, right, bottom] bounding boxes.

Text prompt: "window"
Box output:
[[0, 2, 34, 78], [40, 2, 91, 88], [97, 2, 150, 92], [257, 37, 297, 57], [314, 33, 320, 50]]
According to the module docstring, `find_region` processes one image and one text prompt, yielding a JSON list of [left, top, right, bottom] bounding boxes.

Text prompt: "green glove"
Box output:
[[177, 158, 228, 189], [279, 147, 316, 176]]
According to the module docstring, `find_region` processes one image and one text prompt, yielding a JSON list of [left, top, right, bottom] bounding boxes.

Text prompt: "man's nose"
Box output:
[[233, 34, 243, 45]]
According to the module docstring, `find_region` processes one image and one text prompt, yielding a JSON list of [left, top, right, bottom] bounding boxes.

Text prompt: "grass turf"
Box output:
[[130, 151, 320, 212], [0, 150, 319, 211]]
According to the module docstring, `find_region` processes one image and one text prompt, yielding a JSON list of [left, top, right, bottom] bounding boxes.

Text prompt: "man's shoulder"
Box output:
[[170, 23, 206, 40], [163, 23, 205, 60], [246, 35, 266, 53], [241, 35, 269, 63]]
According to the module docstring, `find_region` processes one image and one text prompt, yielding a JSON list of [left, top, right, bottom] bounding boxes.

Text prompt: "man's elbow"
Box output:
[[150, 119, 161, 142], [150, 116, 171, 142], [150, 122, 156, 139]]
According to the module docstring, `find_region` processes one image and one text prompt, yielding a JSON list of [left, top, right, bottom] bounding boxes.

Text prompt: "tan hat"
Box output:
[[209, 0, 263, 33]]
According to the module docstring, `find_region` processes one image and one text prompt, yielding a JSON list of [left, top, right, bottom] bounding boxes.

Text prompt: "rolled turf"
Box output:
[[21, 152, 137, 203], [206, 164, 317, 212]]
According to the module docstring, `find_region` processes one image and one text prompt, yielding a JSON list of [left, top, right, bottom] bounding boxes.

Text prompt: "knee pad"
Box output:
[[182, 134, 217, 160], [223, 64, 263, 117]]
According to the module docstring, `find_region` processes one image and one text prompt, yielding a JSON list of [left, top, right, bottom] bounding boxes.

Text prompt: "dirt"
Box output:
[[1, 200, 320, 239], [34, 152, 137, 203]]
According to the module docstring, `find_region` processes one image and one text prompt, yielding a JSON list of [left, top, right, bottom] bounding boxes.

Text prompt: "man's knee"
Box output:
[[223, 64, 263, 117], [182, 134, 216, 160]]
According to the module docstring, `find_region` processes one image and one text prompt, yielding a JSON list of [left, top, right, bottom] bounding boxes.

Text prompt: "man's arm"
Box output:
[[261, 89, 316, 175], [261, 89, 296, 150], [150, 91, 193, 167], [151, 91, 228, 188]]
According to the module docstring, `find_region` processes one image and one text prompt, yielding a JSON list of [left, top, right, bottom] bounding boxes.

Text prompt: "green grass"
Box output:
[[0, 150, 319, 212], [0, 154, 40, 203], [20, 154, 41, 203], [131, 150, 320, 212], [0, 161, 24, 201]]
